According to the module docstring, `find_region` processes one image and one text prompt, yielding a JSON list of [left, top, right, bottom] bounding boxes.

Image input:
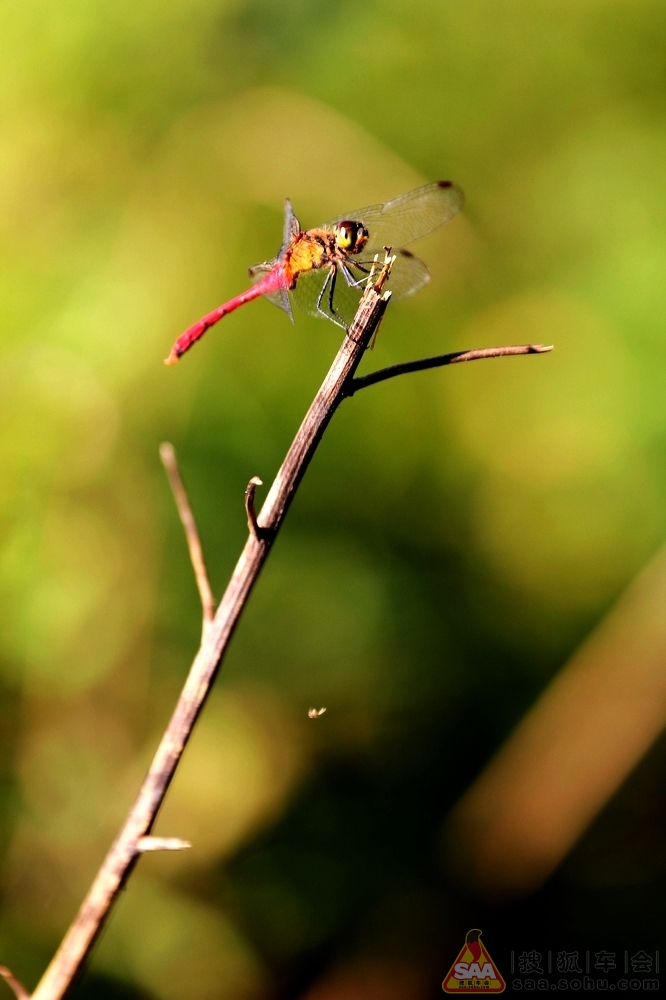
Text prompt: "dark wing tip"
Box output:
[[438, 179, 465, 211]]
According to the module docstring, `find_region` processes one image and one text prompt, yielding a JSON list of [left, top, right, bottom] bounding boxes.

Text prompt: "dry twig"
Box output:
[[159, 442, 215, 629], [348, 342, 553, 394], [0, 967, 30, 1000], [29, 258, 393, 1000], [25, 256, 549, 1000]]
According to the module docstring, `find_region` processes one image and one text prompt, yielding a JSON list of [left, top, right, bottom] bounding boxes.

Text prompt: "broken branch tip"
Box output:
[[137, 836, 192, 853]]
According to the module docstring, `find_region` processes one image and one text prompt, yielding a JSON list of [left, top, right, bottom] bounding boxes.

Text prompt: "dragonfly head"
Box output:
[[334, 220, 369, 254]]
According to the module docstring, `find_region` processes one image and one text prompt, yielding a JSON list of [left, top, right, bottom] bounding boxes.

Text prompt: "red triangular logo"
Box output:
[[442, 929, 506, 993]]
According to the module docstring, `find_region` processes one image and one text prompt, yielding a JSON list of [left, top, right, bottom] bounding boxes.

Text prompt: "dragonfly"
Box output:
[[165, 180, 464, 364]]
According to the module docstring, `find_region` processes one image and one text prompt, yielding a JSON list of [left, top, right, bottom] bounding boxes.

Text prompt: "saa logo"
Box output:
[[442, 929, 505, 993]]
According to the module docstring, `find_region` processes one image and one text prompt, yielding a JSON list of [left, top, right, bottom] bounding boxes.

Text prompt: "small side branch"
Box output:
[[0, 967, 30, 1000], [348, 343, 553, 394], [160, 442, 215, 627], [244, 477, 264, 540]]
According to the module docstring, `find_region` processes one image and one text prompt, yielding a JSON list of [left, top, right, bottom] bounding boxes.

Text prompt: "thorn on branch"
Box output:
[[137, 837, 192, 853], [0, 966, 30, 1000], [160, 442, 215, 628], [245, 476, 264, 541]]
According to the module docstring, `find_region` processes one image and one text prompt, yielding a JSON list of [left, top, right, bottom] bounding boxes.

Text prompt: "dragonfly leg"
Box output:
[[328, 267, 337, 315], [341, 261, 372, 289], [315, 266, 333, 319], [330, 266, 355, 329], [314, 265, 349, 329]]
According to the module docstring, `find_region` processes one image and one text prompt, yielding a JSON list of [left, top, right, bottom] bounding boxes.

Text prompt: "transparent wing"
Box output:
[[290, 266, 358, 329], [289, 267, 329, 320], [378, 249, 430, 299], [322, 180, 463, 252], [279, 199, 301, 258], [290, 250, 429, 329], [248, 260, 293, 320], [248, 261, 274, 280]]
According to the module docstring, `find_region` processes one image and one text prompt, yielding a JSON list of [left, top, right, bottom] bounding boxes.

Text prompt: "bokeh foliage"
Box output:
[[0, 1, 664, 997]]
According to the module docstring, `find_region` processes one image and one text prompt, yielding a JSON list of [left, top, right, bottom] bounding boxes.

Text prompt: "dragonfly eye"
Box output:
[[335, 220, 368, 253]]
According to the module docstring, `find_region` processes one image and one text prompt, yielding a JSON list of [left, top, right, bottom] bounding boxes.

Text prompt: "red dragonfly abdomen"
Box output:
[[165, 266, 285, 364]]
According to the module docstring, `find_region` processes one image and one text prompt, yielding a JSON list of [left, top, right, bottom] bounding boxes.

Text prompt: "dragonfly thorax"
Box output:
[[283, 231, 334, 286]]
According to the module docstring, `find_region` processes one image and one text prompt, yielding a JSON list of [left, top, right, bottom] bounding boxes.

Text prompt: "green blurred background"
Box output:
[[0, 1, 664, 997]]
